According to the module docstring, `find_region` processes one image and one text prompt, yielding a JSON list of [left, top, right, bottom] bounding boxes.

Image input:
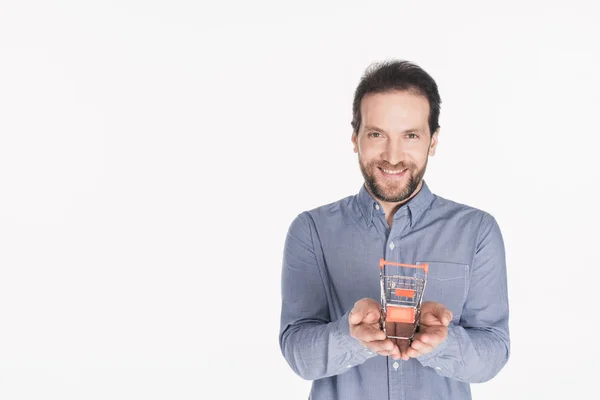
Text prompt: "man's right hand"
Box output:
[[349, 298, 402, 360]]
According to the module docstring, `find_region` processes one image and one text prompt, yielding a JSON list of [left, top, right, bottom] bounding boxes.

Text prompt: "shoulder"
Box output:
[[430, 193, 502, 241], [306, 194, 356, 218], [287, 194, 358, 233]]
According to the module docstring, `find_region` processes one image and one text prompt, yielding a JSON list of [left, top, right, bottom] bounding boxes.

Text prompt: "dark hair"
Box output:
[[351, 60, 441, 136]]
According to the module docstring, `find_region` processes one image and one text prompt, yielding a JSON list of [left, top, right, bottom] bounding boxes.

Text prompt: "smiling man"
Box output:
[[279, 60, 510, 400]]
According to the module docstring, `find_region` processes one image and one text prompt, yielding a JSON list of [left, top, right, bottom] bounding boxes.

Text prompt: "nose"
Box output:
[[381, 137, 405, 166]]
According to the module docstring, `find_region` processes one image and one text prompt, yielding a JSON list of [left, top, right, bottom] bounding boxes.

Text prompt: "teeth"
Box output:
[[382, 168, 406, 175]]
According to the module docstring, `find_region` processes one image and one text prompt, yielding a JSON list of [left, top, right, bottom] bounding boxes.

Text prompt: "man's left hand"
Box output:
[[400, 301, 452, 360]]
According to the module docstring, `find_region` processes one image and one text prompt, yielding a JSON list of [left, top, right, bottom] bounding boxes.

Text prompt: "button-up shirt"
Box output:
[[279, 181, 510, 400]]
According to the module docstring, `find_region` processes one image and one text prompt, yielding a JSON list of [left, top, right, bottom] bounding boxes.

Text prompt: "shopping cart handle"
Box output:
[[379, 258, 429, 274]]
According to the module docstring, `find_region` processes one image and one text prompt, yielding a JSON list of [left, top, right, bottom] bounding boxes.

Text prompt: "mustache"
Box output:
[[372, 161, 413, 170]]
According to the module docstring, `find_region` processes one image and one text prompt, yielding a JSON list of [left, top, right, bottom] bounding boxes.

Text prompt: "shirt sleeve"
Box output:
[[278, 212, 377, 381], [416, 213, 511, 382]]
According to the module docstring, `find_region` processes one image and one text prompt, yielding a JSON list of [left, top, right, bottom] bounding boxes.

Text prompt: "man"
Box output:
[[279, 60, 510, 400]]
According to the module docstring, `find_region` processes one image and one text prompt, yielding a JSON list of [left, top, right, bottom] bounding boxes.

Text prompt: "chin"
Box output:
[[380, 181, 409, 195]]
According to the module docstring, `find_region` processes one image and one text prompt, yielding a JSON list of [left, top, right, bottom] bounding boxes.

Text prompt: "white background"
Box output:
[[1, 1, 599, 399]]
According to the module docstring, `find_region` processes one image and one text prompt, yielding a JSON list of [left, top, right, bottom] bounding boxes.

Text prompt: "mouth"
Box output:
[[378, 167, 408, 178]]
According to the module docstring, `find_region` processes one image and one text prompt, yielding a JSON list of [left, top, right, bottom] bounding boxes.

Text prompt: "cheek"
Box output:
[[359, 152, 380, 169], [408, 148, 429, 164], [356, 146, 369, 159], [358, 142, 381, 158]]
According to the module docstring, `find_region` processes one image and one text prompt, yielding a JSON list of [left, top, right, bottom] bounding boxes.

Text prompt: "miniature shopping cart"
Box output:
[[379, 258, 429, 340]]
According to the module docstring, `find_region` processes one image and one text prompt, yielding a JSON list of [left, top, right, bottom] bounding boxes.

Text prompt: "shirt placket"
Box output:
[[385, 212, 410, 400]]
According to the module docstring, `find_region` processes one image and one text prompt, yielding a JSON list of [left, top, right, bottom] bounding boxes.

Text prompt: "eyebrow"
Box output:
[[363, 125, 423, 134]]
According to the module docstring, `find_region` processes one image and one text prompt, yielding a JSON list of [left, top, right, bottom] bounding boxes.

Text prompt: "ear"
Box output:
[[429, 129, 440, 156], [351, 131, 359, 153]]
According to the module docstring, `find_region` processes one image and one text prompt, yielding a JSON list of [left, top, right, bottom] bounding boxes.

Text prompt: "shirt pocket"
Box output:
[[415, 261, 469, 322]]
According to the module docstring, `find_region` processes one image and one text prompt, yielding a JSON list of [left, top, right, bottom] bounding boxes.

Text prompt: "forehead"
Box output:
[[360, 90, 430, 131]]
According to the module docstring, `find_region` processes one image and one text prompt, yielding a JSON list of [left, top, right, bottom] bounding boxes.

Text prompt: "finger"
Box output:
[[402, 346, 422, 359], [420, 302, 446, 325], [363, 309, 381, 324], [409, 338, 435, 355], [397, 339, 411, 360], [442, 309, 452, 326], [389, 342, 402, 359], [418, 326, 448, 347], [350, 298, 381, 325], [361, 339, 399, 357], [388, 336, 410, 359], [420, 302, 453, 326], [401, 329, 443, 360], [374, 342, 401, 359], [352, 323, 387, 342]]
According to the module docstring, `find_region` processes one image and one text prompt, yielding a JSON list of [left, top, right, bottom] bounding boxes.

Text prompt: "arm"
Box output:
[[415, 213, 510, 383], [278, 213, 377, 381]]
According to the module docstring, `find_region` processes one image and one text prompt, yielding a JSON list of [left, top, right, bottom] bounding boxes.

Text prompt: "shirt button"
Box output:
[[389, 242, 395, 250], [392, 361, 399, 370], [435, 367, 441, 371], [346, 364, 353, 368], [375, 204, 380, 210]]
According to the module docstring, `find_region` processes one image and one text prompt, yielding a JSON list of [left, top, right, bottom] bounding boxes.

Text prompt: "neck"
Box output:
[[370, 180, 423, 227]]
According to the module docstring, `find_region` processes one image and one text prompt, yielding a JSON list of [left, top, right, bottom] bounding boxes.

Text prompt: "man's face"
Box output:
[[352, 90, 438, 204]]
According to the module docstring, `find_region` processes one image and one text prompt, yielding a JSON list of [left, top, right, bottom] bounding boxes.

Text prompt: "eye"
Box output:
[[367, 132, 382, 138], [407, 133, 418, 139]]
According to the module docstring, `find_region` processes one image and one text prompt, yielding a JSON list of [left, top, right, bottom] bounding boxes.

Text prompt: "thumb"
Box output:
[[349, 298, 379, 325], [363, 308, 381, 324], [421, 302, 452, 326]]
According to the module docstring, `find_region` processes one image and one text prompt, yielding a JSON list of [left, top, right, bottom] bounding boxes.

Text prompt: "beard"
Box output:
[[359, 158, 427, 203]]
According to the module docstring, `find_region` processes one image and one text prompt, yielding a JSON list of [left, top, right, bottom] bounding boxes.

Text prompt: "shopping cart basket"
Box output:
[[379, 258, 429, 340]]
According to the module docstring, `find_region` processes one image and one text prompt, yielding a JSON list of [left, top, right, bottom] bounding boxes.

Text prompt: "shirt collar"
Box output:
[[356, 180, 435, 228]]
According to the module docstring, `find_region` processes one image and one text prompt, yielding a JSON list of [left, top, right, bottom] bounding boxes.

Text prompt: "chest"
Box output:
[[318, 220, 473, 322]]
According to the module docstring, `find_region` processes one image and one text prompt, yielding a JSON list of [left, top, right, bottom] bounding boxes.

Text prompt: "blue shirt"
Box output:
[[279, 182, 510, 400]]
